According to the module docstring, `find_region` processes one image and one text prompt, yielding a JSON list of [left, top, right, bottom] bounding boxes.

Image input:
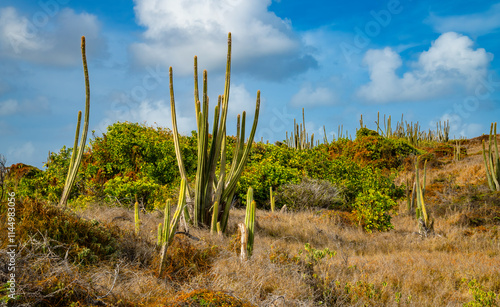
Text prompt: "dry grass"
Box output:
[[1, 138, 499, 306]]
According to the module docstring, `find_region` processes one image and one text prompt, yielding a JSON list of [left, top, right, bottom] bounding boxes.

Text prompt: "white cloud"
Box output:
[[0, 99, 18, 115], [438, 113, 484, 138], [97, 99, 195, 135], [290, 83, 337, 107], [357, 32, 493, 103], [8, 142, 35, 163], [227, 83, 257, 118], [427, 3, 500, 36], [130, 0, 315, 79], [0, 7, 105, 66], [0, 97, 49, 115]]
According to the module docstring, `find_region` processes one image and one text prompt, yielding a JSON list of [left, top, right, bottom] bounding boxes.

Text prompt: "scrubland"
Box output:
[[1, 135, 499, 306]]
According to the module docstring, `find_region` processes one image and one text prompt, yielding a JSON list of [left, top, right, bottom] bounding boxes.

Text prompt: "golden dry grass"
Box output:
[[2, 138, 499, 306]]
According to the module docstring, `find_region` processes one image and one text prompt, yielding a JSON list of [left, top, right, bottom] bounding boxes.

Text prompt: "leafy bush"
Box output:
[[329, 136, 420, 169], [464, 279, 498, 307], [103, 175, 161, 208], [353, 189, 397, 232], [356, 127, 379, 138], [276, 178, 343, 211]]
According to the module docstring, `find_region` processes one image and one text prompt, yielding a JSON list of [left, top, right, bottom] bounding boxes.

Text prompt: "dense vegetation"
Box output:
[[5, 122, 416, 214], [1, 121, 499, 306]]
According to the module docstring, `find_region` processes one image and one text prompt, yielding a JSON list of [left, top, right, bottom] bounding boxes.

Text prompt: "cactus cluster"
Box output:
[[285, 108, 315, 149], [169, 33, 260, 232], [59, 36, 90, 207], [368, 112, 449, 145], [482, 123, 499, 191]]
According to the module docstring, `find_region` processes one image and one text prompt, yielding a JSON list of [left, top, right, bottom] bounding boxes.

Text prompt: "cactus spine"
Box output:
[[59, 36, 90, 207], [482, 123, 500, 191], [158, 179, 188, 276], [169, 33, 260, 231]]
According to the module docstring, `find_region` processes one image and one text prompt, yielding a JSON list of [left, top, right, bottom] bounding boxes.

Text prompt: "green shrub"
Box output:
[[464, 279, 498, 307], [356, 127, 379, 139], [103, 175, 161, 208], [276, 178, 343, 211], [353, 189, 397, 232]]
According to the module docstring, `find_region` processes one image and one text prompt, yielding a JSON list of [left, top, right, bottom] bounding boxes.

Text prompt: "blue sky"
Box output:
[[1, 0, 499, 168]]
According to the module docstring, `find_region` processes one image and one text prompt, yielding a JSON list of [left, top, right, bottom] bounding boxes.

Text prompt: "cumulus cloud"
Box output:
[[0, 6, 106, 66], [0, 97, 50, 115], [438, 113, 484, 138], [227, 83, 258, 118], [426, 3, 500, 36], [290, 83, 338, 107], [0, 99, 18, 115], [97, 99, 195, 135], [357, 32, 493, 103], [130, 0, 316, 79], [7, 142, 35, 163]]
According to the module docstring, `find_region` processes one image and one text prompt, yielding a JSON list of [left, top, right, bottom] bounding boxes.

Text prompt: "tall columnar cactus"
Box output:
[[169, 33, 260, 231], [158, 179, 187, 276], [59, 36, 90, 207], [482, 123, 500, 192], [415, 159, 434, 236]]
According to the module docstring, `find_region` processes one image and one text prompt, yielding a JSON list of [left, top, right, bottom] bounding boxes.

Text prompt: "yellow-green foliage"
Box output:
[[168, 289, 256, 307], [353, 189, 396, 232]]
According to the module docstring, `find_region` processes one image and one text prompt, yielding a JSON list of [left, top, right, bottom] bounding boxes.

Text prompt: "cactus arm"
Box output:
[[222, 91, 260, 200], [63, 111, 81, 187], [59, 36, 90, 207], [169, 67, 191, 194]]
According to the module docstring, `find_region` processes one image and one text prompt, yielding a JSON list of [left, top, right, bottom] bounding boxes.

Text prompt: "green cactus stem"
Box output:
[[239, 187, 256, 260], [59, 36, 90, 207], [415, 159, 434, 236], [134, 201, 140, 236], [482, 122, 500, 191], [270, 186, 275, 213]]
